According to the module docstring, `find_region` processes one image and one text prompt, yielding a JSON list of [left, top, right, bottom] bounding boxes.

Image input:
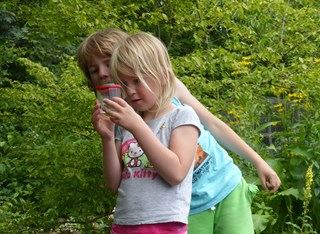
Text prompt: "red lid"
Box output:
[[96, 84, 122, 90]]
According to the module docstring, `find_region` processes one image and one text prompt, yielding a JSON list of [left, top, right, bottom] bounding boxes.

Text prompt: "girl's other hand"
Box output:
[[91, 100, 115, 140]]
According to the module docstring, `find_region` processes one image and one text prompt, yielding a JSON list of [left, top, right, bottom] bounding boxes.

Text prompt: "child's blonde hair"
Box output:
[[110, 32, 176, 114], [77, 28, 128, 90]]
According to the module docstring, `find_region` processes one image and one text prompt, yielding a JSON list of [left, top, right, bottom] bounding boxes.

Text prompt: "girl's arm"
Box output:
[[175, 78, 281, 192], [92, 101, 123, 193], [101, 138, 122, 192], [133, 122, 198, 186], [105, 98, 199, 186]]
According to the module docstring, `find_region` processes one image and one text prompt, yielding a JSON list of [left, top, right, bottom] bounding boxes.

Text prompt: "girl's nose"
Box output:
[[125, 86, 135, 96]]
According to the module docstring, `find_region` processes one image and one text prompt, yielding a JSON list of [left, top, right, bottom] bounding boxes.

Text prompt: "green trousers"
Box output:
[[188, 178, 258, 234]]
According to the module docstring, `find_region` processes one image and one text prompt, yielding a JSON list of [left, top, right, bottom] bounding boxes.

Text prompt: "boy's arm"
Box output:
[[175, 78, 281, 192]]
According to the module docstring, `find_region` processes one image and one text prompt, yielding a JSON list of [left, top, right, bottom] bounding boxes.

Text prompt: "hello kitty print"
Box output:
[[121, 138, 157, 180]]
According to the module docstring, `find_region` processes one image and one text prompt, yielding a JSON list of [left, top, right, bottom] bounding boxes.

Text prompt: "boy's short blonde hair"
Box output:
[[77, 29, 128, 90], [110, 32, 176, 114]]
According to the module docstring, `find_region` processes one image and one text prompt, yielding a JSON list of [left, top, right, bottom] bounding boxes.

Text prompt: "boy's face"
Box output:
[[88, 54, 113, 88]]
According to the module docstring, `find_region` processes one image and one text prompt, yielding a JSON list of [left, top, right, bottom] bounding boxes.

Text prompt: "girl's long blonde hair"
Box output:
[[110, 32, 176, 114]]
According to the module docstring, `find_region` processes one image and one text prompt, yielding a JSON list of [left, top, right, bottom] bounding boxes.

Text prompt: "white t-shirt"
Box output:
[[114, 105, 200, 225]]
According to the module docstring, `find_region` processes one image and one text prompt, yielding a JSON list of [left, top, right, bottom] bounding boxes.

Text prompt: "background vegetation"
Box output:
[[1, 0, 319, 233]]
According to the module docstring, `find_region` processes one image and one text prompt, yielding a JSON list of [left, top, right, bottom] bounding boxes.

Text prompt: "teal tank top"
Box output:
[[172, 97, 242, 215]]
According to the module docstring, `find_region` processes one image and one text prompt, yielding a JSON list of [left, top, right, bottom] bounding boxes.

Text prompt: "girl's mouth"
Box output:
[[131, 99, 141, 103]]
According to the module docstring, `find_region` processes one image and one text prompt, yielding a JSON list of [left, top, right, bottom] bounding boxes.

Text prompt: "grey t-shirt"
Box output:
[[114, 105, 200, 225]]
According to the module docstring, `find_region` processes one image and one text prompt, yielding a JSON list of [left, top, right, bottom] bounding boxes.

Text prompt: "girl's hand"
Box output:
[[103, 97, 143, 132], [91, 100, 115, 141]]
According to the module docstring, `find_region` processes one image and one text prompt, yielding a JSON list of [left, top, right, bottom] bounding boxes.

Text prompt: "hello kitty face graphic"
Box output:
[[127, 142, 143, 167]]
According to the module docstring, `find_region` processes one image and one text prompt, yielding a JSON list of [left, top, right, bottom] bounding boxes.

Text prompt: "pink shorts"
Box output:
[[111, 222, 187, 234]]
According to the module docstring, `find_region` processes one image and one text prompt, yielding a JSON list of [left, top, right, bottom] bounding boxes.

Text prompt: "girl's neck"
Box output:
[[141, 103, 175, 122]]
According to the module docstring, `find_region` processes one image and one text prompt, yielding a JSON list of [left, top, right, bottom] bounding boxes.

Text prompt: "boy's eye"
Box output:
[[89, 68, 97, 74]]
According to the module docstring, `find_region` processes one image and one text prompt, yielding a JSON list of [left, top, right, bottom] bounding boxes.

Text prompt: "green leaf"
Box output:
[[288, 146, 313, 158], [256, 121, 281, 132], [278, 187, 300, 200], [252, 214, 270, 234]]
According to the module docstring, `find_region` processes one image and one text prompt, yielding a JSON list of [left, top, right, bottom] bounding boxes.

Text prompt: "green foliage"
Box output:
[[0, 57, 115, 232], [0, 0, 319, 233]]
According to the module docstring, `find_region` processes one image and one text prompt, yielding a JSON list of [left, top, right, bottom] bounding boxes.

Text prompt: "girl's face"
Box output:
[[88, 54, 112, 88], [120, 74, 159, 114]]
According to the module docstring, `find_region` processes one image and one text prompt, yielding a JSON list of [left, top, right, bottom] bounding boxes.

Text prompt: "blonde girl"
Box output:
[[91, 32, 200, 234]]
